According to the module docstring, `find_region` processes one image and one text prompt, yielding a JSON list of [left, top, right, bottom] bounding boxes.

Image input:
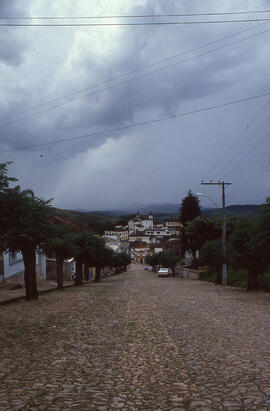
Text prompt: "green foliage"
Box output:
[[146, 251, 179, 273], [145, 253, 161, 268], [256, 198, 270, 265], [0, 165, 52, 299], [112, 252, 131, 268], [0, 187, 52, 253], [199, 239, 223, 273], [184, 216, 222, 256], [53, 208, 119, 234], [229, 217, 255, 269], [179, 190, 201, 225], [227, 268, 248, 288], [45, 225, 77, 259], [259, 267, 270, 290], [0, 162, 17, 191]]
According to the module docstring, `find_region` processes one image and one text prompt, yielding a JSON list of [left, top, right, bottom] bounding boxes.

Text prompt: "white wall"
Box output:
[[3, 251, 46, 280], [4, 252, 24, 279]]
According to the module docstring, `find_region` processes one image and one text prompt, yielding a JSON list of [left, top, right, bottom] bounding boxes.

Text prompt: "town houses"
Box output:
[[0, 211, 181, 283], [103, 211, 181, 264]]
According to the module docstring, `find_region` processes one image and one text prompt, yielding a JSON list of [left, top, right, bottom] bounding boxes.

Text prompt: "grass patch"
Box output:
[[227, 268, 247, 288], [200, 267, 248, 288], [200, 270, 216, 283], [259, 269, 270, 290]]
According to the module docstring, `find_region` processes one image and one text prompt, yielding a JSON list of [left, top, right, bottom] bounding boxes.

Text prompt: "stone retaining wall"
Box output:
[[175, 266, 200, 280]]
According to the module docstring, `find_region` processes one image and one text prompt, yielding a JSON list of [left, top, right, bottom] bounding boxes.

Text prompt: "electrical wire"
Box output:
[[2, 10, 270, 19], [216, 118, 270, 178], [204, 100, 270, 180], [2, 24, 270, 128], [2, 21, 266, 124], [224, 130, 270, 177], [1, 90, 270, 154], [2, 19, 270, 26]]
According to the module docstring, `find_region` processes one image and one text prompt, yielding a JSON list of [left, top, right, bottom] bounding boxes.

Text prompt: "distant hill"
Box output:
[[85, 210, 133, 217], [52, 208, 119, 233], [73, 203, 180, 217], [202, 204, 262, 218], [63, 204, 262, 227], [72, 203, 262, 219]]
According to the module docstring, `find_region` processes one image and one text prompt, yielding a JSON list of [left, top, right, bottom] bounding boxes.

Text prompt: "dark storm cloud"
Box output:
[[1, 0, 270, 207], [0, 1, 29, 65]]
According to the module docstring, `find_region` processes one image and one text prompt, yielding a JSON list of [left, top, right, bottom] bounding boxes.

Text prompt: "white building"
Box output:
[[0, 251, 46, 283], [145, 228, 170, 237], [104, 237, 122, 253], [104, 230, 129, 242], [129, 235, 151, 244], [165, 220, 181, 228], [128, 211, 154, 233]]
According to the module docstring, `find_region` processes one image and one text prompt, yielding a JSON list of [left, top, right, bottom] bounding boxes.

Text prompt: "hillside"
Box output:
[[202, 204, 262, 218], [52, 208, 119, 233], [52, 204, 262, 232]]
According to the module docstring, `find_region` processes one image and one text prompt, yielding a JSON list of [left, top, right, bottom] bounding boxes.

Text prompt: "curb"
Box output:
[[0, 283, 75, 306]]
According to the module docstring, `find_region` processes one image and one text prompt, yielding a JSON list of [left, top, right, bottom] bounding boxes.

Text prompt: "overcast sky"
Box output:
[[1, 0, 270, 210]]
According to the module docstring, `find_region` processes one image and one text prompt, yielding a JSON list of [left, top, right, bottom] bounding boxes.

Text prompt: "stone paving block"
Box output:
[[0, 265, 270, 409]]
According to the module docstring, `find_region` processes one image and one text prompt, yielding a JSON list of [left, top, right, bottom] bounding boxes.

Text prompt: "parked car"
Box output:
[[144, 265, 149, 270], [158, 268, 173, 277], [147, 266, 153, 271]]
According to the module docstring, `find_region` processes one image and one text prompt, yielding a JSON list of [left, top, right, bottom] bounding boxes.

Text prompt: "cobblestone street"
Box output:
[[1, 263, 270, 410]]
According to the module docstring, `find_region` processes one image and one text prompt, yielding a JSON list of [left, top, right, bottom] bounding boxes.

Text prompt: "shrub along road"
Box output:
[[0, 264, 270, 410]]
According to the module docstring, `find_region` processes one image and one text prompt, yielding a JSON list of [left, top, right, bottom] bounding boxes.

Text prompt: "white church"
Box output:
[[128, 211, 154, 234]]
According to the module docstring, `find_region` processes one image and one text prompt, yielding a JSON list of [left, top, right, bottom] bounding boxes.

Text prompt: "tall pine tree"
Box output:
[[179, 190, 201, 225]]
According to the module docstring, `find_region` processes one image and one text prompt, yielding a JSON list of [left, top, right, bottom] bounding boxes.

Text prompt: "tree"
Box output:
[[70, 232, 113, 284], [184, 216, 222, 259], [229, 217, 262, 290], [159, 251, 179, 275], [145, 253, 161, 272], [120, 252, 131, 271], [199, 239, 223, 283], [0, 162, 17, 191], [45, 215, 82, 289], [70, 232, 96, 286], [112, 252, 131, 272], [0, 187, 52, 300], [179, 190, 201, 226], [92, 246, 113, 283], [45, 226, 77, 289], [146, 251, 179, 274]]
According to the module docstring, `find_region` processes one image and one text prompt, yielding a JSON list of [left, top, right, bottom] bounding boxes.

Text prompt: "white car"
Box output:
[[158, 268, 173, 277]]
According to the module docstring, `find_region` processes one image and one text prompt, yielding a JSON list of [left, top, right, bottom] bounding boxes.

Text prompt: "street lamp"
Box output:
[[196, 193, 219, 208]]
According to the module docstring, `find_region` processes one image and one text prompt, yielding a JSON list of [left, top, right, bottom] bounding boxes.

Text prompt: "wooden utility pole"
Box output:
[[201, 181, 232, 285]]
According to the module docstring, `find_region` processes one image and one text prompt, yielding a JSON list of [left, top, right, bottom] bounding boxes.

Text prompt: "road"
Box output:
[[0, 264, 270, 410]]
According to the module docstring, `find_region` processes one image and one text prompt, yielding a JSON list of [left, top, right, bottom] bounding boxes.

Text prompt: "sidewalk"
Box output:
[[0, 280, 74, 305]]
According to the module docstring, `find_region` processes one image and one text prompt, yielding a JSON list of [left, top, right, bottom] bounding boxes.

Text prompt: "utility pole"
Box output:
[[201, 180, 232, 285]]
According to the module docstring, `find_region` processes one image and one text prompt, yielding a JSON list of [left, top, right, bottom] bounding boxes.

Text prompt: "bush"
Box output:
[[199, 268, 216, 283], [227, 268, 248, 288], [259, 268, 270, 290]]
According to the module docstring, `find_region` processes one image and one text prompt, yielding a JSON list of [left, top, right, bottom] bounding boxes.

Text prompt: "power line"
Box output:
[[2, 18, 270, 26], [2, 24, 270, 128], [1, 91, 270, 154], [205, 100, 270, 178], [2, 22, 267, 124], [224, 130, 270, 177], [3, 21, 265, 123], [2, 10, 270, 19], [215, 117, 270, 178]]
